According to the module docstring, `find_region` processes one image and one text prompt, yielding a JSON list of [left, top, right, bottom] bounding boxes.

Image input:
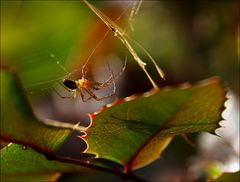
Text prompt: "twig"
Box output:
[[82, 0, 165, 90], [1, 138, 148, 182]]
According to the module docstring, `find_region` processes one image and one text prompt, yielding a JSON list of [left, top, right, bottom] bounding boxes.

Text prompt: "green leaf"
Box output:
[[82, 78, 226, 170], [0, 67, 226, 174], [0, 143, 84, 181], [1, 1, 89, 91], [215, 171, 240, 182], [0, 67, 87, 180], [0, 67, 72, 153], [1, 174, 59, 182]]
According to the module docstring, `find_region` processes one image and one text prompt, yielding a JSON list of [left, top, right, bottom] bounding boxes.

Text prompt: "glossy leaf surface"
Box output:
[[83, 78, 226, 170]]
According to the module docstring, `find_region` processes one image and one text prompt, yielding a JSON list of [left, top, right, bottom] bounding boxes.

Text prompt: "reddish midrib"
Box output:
[[125, 92, 195, 172]]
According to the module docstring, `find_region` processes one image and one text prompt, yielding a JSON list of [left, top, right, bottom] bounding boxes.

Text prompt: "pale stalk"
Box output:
[[82, 0, 164, 90]]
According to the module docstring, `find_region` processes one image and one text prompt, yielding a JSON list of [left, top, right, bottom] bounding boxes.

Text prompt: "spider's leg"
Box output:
[[72, 90, 77, 99], [85, 83, 116, 101], [84, 88, 103, 101], [90, 62, 115, 90], [115, 55, 127, 79], [54, 80, 76, 99], [92, 56, 127, 89], [81, 66, 88, 79], [52, 87, 74, 99], [79, 88, 92, 102], [88, 77, 112, 90], [106, 65, 116, 94]]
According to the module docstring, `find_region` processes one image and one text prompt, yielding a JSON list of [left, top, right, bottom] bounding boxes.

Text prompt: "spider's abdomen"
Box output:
[[63, 79, 77, 90]]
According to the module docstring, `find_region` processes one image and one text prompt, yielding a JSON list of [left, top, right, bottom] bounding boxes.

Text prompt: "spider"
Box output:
[[54, 57, 127, 102]]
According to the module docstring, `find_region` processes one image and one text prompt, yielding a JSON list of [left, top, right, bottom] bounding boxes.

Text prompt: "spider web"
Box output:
[[2, 1, 85, 92], [2, 1, 135, 93], [1, 0, 139, 124]]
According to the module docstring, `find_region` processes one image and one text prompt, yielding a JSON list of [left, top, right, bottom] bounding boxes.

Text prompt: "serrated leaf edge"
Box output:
[[78, 76, 227, 171]]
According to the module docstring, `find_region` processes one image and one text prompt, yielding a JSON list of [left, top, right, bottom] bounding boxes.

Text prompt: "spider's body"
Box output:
[[61, 77, 115, 101], [63, 79, 89, 90], [76, 78, 90, 89], [63, 79, 77, 90], [55, 57, 127, 102]]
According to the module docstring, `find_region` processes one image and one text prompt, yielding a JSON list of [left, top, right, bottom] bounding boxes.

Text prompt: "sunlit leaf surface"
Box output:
[[0, 68, 226, 174], [215, 171, 240, 182], [84, 77, 226, 170], [0, 68, 71, 152]]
